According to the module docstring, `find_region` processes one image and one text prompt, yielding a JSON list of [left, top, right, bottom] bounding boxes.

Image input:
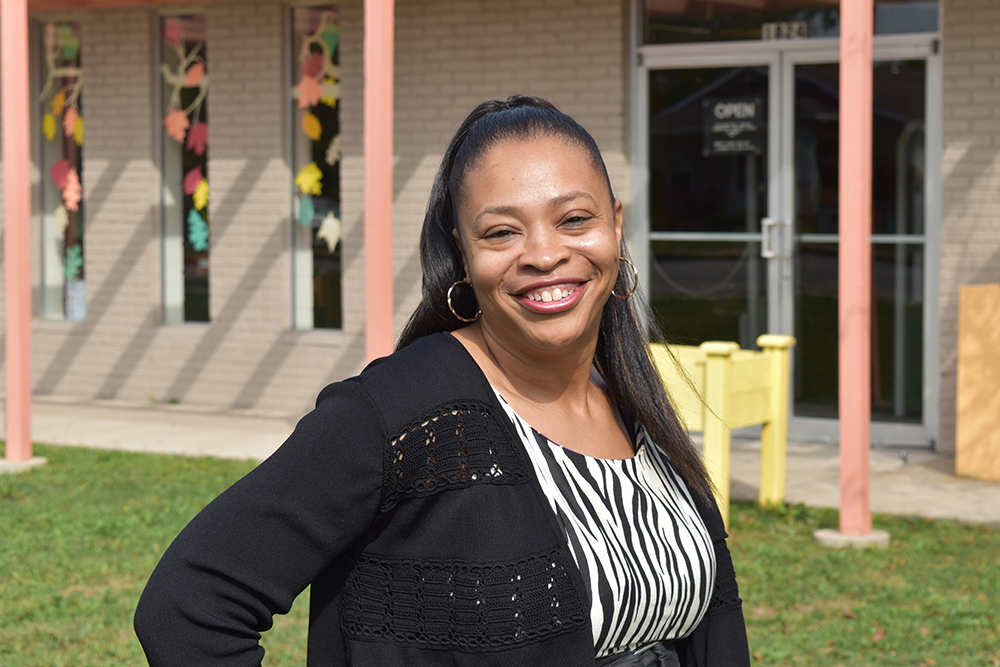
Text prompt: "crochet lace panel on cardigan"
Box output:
[[708, 539, 743, 614], [381, 402, 528, 513], [340, 549, 588, 651]]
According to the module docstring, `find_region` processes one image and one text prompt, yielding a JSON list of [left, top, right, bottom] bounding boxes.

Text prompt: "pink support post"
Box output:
[[838, 0, 874, 535], [363, 0, 395, 361], [2, 0, 34, 462]]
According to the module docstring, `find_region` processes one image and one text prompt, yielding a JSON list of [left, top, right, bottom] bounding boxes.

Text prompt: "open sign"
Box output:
[[703, 97, 763, 156]]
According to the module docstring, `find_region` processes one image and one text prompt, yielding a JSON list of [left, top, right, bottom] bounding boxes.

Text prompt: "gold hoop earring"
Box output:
[[447, 280, 481, 322], [611, 256, 639, 300]]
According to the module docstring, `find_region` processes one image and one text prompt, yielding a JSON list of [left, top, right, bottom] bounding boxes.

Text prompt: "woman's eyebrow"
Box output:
[[473, 191, 598, 224]]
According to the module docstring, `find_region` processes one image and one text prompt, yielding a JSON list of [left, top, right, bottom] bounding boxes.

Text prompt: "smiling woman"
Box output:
[[135, 97, 750, 667]]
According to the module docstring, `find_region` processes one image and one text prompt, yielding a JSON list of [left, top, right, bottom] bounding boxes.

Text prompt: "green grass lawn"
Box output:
[[2, 443, 999, 666]]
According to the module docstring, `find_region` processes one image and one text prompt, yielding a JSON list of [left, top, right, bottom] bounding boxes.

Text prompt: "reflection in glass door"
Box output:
[[791, 60, 926, 424], [645, 52, 931, 439], [647, 66, 770, 350]]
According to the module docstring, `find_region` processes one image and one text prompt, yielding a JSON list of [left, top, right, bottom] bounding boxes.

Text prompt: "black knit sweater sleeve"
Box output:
[[134, 380, 385, 666], [676, 492, 752, 667]]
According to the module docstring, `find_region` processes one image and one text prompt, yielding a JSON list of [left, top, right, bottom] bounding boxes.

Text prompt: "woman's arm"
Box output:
[[134, 380, 385, 666]]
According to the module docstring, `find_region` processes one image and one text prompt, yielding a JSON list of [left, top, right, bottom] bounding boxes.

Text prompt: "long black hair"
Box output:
[[395, 95, 712, 500]]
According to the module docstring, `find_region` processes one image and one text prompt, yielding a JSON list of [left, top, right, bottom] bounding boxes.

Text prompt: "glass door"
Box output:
[[642, 40, 936, 445], [646, 64, 776, 351], [783, 52, 930, 443]]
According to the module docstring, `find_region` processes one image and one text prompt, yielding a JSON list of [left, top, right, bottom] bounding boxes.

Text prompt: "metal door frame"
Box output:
[[630, 6, 942, 447]]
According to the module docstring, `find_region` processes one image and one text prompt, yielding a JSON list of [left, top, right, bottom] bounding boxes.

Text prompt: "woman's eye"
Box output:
[[563, 214, 593, 226], [485, 228, 515, 239]]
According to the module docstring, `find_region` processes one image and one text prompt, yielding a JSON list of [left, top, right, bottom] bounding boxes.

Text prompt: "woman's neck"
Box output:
[[451, 323, 600, 411]]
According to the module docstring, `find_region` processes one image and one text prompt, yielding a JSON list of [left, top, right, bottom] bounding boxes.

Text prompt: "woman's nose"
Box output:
[[520, 227, 569, 271]]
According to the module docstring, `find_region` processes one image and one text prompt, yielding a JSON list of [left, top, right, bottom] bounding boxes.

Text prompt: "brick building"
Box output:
[[0, 0, 996, 453]]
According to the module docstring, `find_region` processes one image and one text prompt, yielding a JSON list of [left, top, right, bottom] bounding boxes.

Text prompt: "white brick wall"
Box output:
[[939, 0, 1000, 452], [2, 0, 628, 421]]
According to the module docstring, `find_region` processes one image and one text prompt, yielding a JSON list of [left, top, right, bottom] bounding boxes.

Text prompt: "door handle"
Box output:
[[761, 217, 779, 258]]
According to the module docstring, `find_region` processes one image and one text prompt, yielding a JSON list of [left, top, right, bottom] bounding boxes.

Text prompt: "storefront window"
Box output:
[[291, 6, 342, 330], [39, 21, 85, 321], [643, 0, 938, 45], [160, 15, 210, 323]]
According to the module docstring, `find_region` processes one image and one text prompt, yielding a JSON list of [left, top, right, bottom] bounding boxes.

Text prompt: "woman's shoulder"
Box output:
[[318, 331, 498, 436]]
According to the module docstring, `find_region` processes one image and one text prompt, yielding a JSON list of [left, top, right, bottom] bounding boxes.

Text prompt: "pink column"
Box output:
[[363, 0, 395, 361], [2, 0, 34, 462], [838, 0, 874, 535]]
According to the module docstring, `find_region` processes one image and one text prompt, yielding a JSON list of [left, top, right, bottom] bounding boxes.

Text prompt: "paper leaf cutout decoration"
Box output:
[[302, 51, 324, 78], [187, 208, 210, 252], [302, 112, 322, 141], [297, 196, 315, 227], [51, 90, 67, 116], [57, 23, 79, 60], [321, 23, 341, 56], [43, 113, 58, 141], [193, 179, 210, 211], [325, 134, 342, 166], [64, 244, 83, 282], [183, 166, 203, 195], [185, 62, 205, 88], [164, 110, 190, 144], [73, 117, 85, 146], [50, 159, 71, 189], [55, 204, 70, 233], [163, 18, 183, 47], [63, 168, 82, 212], [296, 76, 323, 109], [63, 108, 79, 138], [186, 122, 208, 156], [295, 162, 323, 195], [317, 211, 342, 252]]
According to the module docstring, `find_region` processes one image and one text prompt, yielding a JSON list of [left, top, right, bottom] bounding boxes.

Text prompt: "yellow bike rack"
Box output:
[[650, 334, 797, 528]]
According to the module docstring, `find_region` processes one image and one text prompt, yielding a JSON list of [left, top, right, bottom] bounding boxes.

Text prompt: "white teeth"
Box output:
[[526, 287, 573, 302]]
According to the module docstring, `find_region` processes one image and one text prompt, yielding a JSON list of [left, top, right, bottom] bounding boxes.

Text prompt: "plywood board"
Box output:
[[956, 283, 1000, 482]]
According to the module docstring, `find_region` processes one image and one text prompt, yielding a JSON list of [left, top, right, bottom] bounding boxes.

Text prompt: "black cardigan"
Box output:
[[134, 332, 750, 666]]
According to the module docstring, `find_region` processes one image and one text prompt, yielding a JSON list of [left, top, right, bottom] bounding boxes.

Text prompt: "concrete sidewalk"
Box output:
[[4, 395, 1000, 527]]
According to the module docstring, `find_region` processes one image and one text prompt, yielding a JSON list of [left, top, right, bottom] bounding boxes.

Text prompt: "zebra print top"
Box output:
[[493, 390, 716, 658]]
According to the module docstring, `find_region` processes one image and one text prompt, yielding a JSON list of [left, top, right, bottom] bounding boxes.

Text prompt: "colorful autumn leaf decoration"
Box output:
[[297, 196, 315, 227], [57, 23, 79, 59], [63, 168, 82, 212], [186, 122, 208, 156], [193, 179, 210, 211], [64, 244, 83, 282], [50, 159, 71, 189], [164, 110, 190, 144], [325, 134, 342, 166], [317, 211, 342, 251], [302, 51, 324, 78], [73, 117, 84, 146], [43, 113, 58, 141], [63, 108, 79, 138], [184, 62, 205, 88], [183, 166, 203, 196], [296, 76, 323, 110], [295, 162, 323, 196], [321, 22, 340, 56], [163, 18, 183, 47], [51, 90, 67, 116], [55, 204, 70, 233], [187, 209, 210, 252], [302, 112, 322, 141]]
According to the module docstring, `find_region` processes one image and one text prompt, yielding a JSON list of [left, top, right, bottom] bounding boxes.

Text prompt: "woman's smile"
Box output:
[[515, 281, 585, 313]]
